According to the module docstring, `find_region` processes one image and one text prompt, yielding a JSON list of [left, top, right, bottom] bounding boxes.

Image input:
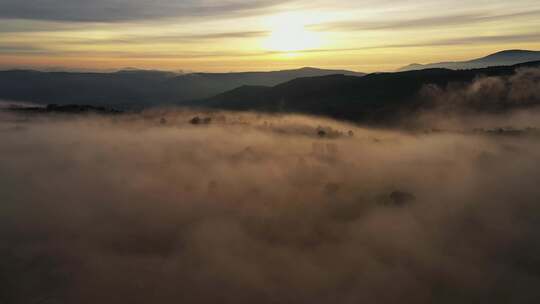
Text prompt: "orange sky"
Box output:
[[1, 0, 539, 72]]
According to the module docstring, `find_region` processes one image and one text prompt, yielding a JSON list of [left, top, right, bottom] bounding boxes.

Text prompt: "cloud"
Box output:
[[407, 68, 540, 129], [0, 19, 86, 33], [55, 31, 271, 46], [0, 0, 292, 22], [281, 33, 540, 55], [311, 9, 540, 32], [2, 108, 540, 303], [419, 68, 540, 111], [0, 44, 52, 54]]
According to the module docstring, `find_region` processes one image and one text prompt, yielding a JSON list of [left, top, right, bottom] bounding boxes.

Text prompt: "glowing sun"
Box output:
[[263, 13, 322, 53]]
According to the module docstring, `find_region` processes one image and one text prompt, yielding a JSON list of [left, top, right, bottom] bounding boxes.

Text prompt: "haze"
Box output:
[[2, 105, 540, 303]]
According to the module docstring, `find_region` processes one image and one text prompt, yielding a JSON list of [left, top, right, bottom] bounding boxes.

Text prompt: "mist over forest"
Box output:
[[2, 89, 540, 302]]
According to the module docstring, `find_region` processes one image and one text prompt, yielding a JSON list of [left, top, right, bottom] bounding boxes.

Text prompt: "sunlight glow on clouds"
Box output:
[[0, 0, 539, 72], [262, 12, 324, 52]]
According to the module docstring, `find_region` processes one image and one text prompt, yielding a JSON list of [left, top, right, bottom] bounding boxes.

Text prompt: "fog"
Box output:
[[409, 67, 540, 130], [421, 67, 540, 111], [1, 108, 540, 303]]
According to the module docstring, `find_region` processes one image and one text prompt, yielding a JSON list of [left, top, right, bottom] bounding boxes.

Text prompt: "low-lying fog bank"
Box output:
[[1, 110, 540, 303]]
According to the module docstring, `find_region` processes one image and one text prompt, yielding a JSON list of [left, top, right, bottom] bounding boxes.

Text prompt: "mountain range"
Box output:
[[399, 50, 540, 71], [2, 50, 540, 124], [0, 67, 364, 109], [201, 61, 540, 124]]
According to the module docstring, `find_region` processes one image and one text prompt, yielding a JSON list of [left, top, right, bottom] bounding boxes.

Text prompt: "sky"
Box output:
[[0, 0, 539, 72]]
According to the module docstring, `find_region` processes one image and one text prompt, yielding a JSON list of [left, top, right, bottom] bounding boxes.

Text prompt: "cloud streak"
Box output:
[[53, 31, 271, 46], [311, 9, 540, 32], [0, 0, 293, 22]]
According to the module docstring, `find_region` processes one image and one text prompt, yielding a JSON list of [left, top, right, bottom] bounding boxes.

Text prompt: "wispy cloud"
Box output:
[[0, 0, 294, 22], [0, 31, 271, 58], [3, 32, 538, 60], [266, 33, 540, 55], [116, 31, 270, 44], [311, 9, 540, 32], [0, 44, 52, 54]]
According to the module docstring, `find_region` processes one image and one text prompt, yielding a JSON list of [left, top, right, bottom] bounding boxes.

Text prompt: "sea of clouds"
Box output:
[[2, 105, 540, 303]]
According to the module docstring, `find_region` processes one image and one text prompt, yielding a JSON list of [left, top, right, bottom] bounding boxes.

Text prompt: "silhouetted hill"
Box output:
[[0, 67, 364, 109], [399, 50, 540, 71], [203, 61, 540, 124]]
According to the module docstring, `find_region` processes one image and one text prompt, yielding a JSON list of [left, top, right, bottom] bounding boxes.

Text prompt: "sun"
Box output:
[[263, 13, 322, 53]]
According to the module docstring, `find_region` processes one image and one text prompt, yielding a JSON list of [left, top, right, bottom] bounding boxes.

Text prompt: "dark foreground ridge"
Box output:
[[201, 61, 540, 124]]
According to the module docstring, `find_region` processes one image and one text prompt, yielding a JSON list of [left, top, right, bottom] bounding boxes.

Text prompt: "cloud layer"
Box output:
[[0, 0, 290, 22], [2, 107, 540, 303]]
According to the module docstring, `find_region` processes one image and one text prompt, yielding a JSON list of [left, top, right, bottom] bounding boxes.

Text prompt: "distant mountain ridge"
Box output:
[[202, 61, 540, 124], [398, 50, 540, 71], [0, 67, 364, 109]]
